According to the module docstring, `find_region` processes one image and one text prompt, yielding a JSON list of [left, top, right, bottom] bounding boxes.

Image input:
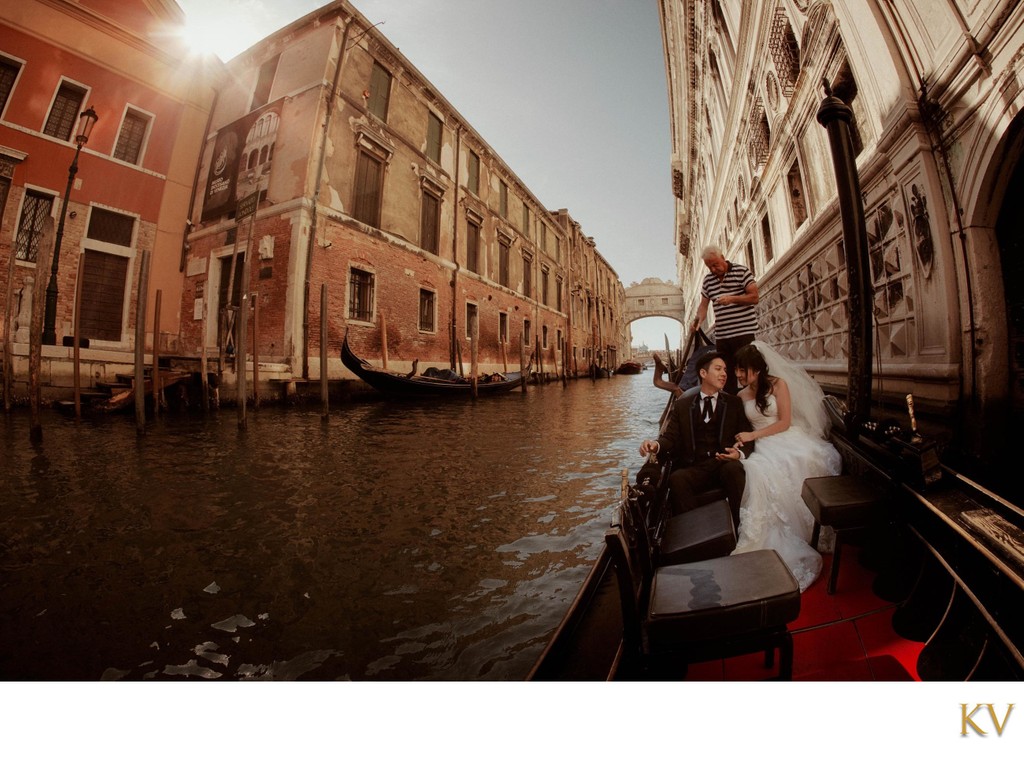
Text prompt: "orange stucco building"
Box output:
[[0, 0, 219, 398]]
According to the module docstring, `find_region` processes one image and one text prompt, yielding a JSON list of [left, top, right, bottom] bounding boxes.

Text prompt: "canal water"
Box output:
[[1, 371, 669, 680]]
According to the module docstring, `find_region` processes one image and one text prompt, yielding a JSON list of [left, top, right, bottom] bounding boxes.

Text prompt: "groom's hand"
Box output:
[[716, 446, 742, 461]]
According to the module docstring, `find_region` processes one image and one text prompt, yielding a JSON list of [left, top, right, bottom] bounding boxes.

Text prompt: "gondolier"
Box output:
[[691, 245, 758, 394]]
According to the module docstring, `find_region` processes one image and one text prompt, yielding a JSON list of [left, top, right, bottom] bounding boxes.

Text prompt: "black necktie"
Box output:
[[702, 395, 714, 423]]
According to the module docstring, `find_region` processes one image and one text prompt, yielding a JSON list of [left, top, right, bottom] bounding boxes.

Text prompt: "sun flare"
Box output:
[[175, 2, 265, 62]]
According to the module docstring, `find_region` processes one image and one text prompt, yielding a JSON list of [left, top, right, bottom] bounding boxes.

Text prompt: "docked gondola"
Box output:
[[341, 334, 524, 397], [615, 361, 643, 375]]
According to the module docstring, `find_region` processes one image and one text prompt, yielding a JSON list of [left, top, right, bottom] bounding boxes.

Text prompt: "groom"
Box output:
[[639, 352, 753, 523]]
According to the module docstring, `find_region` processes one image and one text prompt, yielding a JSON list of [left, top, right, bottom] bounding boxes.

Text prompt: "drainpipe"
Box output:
[[180, 84, 219, 273], [450, 125, 462, 369], [817, 78, 873, 431], [303, 16, 352, 380]]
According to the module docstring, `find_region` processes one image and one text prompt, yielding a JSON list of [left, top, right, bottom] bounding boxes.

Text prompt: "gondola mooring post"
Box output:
[[321, 283, 328, 420], [816, 78, 872, 431], [470, 310, 479, 399]]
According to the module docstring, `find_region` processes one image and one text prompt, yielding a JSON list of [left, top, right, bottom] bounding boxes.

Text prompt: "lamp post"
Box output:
[[43, 106, 98, 346]]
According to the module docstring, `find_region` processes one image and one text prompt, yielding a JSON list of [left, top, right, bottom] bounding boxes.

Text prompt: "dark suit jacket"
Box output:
[[656, 389, 754, 468]]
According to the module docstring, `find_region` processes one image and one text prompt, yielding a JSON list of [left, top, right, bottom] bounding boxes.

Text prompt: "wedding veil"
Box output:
[[751, 340, 831, 440]]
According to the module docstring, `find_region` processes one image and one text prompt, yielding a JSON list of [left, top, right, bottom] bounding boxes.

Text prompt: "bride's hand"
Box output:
[[735, 431, 756, 445]]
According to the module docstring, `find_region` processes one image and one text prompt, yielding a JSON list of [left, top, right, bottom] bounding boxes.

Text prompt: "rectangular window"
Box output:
[[44, 82, 86, 141], [14, 191, 55, 263], [466, 219, 480, 273], [521, 204, 530, 238], [466, 302, 478, 339], [250, 55, 280, 111], [523, 318, 531, 346], [88, 207, 135, 246], [522, 255, 532, 298], [79, 250, 128, 341], [467, 150, 480, 195], [353, 151, 384, 227], [541, 268, 549, 306], [557, 329, 563, 353], [369, 62, 392, 121], [426, 112, 442, 163], [761, 214, 774, 262], [540, 224, 548, 252], [0, 57, 21, 116], [498, 240, 510, 288], [419, 288, 435, 332], [556, 278, 563, 311], [218, 255, 244, 313], [746, 239, 756, 275], [499, 181, 508, 218], [542, 325, 548, 349], [420, 189, 441, 254], [499, 312, 508, 343], [348, 267, 374, 321], [113, 110, 149, 165]]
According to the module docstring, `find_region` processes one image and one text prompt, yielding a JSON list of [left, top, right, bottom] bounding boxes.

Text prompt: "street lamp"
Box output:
[[43, 105, 98, 345]]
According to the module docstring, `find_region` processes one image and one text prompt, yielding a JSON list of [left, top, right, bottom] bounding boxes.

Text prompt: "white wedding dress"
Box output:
[[731, 343, 843, 592]]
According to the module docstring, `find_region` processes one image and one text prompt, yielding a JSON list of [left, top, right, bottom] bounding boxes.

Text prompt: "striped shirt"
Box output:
[[701, 262, 757, 339]]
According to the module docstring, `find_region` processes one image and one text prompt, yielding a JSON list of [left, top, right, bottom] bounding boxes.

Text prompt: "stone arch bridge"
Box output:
[[624, 278, 688, 333]]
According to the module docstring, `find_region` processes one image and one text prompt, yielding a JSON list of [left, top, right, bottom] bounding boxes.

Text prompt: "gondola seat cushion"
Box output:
[[645, 549, 800, 650], [658, 499, 736, 565], [800, 475, 882, 530], [801, 475, 886, 594]]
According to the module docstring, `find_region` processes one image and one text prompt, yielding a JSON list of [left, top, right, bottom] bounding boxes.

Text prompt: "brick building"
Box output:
[[180, 0, 628, 394]]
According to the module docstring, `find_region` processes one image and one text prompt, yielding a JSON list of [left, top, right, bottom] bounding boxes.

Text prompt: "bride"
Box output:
[[730, 342, 841, 591]]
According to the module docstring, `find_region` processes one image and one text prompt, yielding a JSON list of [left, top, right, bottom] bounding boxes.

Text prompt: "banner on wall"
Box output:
[[201, 113, 256, 222], [201, 104, 282, 222]]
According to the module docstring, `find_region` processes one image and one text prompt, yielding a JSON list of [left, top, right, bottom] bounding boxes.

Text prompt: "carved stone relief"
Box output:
[[767, 71, 780, 112], [909, 184, 935, 278]]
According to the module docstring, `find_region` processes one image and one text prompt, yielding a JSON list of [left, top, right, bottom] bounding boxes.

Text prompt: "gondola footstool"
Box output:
[[801, 475, 886, 594]]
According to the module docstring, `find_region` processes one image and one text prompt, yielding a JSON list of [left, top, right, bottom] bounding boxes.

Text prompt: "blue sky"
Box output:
[[175, 0, 683, 350]]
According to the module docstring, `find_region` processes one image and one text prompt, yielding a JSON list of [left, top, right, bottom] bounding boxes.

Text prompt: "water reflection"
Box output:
[[0, 373, 668, 680]]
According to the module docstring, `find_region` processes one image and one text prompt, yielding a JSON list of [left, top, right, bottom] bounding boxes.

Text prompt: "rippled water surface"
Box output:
[[1, 373, 669, 680]]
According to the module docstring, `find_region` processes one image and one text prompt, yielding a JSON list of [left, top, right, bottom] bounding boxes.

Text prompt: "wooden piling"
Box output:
[[470, 311, 478, 399], [200, 254, 211, 411], [152, 289, 161, 416], [134, 250, 149, 434], [2, 213, 20, 412], [72, 251, 84, 420], [28, 218, 54, 444], [380, 311, 388, 370], [252, 292, 260, 410], [500, 340, 508, 374], [520, 340, 527, 392], [237, 247, 252, 430], [320, 283, 328, 420], [536, 336, 544, 384]]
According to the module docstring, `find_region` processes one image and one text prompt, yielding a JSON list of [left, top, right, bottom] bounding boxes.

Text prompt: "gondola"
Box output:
[[615, 361, 643, 375], [341, 334, 524, 397], [530, 94, 1024, 682]]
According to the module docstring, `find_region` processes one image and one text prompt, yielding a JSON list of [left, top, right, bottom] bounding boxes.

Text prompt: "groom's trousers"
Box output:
[[668, 457, 746, 525]]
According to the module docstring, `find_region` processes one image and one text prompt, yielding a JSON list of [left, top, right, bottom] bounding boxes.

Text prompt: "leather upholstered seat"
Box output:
[[657, 498, 736, 565], [801, 474, 887, 594], [607, 489, 801, 679]]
